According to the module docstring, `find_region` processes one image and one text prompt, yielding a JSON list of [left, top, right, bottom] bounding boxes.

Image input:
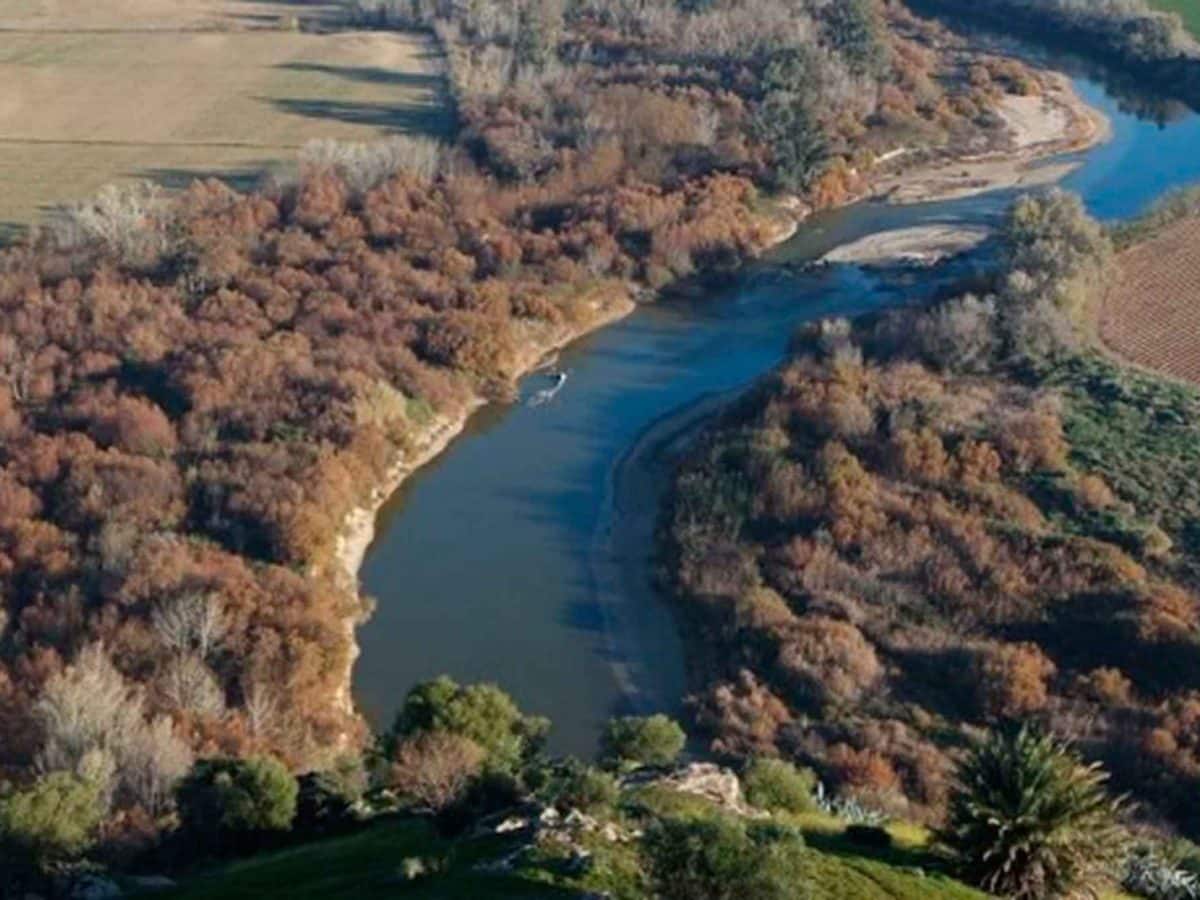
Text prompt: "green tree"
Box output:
[[742, 758, 817, 814], [392, 676, 549, 772], [0, 772, 104, 865], [940, 726, 1128, 899], [176, 756, 298, 849], [601, 715, 686, 769], [821, 0, 888, 77], [752, 92, 829, 194], [643, 816, 812, 900]]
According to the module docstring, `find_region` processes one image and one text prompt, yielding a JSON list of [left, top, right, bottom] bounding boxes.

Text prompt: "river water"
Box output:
[[354, 73, 1200, 755]]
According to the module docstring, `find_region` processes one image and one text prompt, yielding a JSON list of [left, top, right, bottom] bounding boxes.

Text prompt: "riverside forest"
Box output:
[[3, 0, 1200, 898]]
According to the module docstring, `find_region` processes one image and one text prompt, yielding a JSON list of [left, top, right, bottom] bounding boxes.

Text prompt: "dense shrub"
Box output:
[[601, 715, 687, 770], [742, 758, 818, 814], [294, 757, 367, 836], [643, 816, 812, 900], [175, 756, 298, 850], [0, 772, 104, 865], [539, 758, 620, 813], [391, 676, 548, 772]]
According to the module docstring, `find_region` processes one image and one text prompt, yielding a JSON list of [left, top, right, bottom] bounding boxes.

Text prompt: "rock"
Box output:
[[655, 762, 762, 817], [563, 809, 598, 831], [494, 816, 529, 834], [600, 822, 623, 843], [538, 806, 561, 826]]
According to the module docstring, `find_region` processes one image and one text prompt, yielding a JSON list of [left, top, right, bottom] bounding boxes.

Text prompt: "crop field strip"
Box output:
[[0, 1, 450, 238], [1101, 217, 1200, 385]]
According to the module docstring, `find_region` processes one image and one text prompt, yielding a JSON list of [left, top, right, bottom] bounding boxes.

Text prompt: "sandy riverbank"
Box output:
[[587, 389, 740, 716], [821, 223, 992, 266], [871, 71, 1110, 205]]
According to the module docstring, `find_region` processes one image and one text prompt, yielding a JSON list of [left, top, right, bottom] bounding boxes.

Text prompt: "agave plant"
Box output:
[[939, 725, 1128, 899], [1124, 850, 1200, 900], [813, 781, 888, 827]]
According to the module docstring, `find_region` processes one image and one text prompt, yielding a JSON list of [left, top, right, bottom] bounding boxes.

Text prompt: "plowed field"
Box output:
[[1101, 217, 1200, 384]]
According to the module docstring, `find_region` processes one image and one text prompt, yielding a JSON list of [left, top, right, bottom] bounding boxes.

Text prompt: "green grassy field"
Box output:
[[1152, 0, 1200, 36], [149, 792, 991, 900]]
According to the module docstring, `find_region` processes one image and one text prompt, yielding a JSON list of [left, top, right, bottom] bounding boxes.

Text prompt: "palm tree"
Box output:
[[940, 725, 1127, 899]]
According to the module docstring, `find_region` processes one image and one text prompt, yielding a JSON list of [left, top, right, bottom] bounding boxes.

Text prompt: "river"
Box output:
[[354, 72, 1200, 756]]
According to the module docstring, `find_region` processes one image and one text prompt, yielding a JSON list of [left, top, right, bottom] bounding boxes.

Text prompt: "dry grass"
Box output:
[[0, 0, 450, 238], [1101, 217, 1200, 384]]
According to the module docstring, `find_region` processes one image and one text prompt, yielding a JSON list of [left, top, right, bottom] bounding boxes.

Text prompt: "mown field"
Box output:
[[1152, 0, 1200, 36], [0, 0, 450, 240]]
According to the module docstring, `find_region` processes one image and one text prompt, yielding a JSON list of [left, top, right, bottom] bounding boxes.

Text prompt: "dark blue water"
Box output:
[[355, 74, 1200, 755]]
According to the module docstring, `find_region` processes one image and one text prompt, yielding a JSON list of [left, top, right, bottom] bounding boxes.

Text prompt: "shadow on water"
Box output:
[[265, 97, 453, 139]]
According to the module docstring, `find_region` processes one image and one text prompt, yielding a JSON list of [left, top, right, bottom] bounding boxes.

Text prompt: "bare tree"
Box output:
[[300, 135, 444, 197], [159, 653, 226, 718], [35, 643, 145, 778], [389, 732, 485, 812], [151, 591, 226, 660], [122, 715, 193, 815], [243, 680, 279, 739], [35, 643, 191, 813], [45, 181, 172, 266]]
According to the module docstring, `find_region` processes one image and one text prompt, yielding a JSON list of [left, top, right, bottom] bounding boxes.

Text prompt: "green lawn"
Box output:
[[1152, 0, 1200, 36], [149, 818, 577, 900], [149, 797, 991, 900]]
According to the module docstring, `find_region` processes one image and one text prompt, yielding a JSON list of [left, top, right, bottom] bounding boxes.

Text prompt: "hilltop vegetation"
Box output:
[[665, 190, 1200, 838]]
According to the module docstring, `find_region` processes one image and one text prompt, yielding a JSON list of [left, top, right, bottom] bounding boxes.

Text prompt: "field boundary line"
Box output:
[[0, 137, 304, 150]]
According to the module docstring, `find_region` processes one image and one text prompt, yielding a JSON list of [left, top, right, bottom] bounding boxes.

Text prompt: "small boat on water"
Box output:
[[528, 370, 568, 407]]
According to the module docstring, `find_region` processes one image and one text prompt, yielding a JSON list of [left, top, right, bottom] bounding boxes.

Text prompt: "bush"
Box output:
[[539, 758, 619, 813], [601, 715, 687, 770], [643, 816, 812, 900], [294, 757, 366, 836], [389, 732, 485, 814], [742, 757, 817, 814], [0, 772, 104, 865], [176, 756, 298, 850], [940, 726, 1127, 899], [391, 676, 549, 772], [435, 767, 525, 836]]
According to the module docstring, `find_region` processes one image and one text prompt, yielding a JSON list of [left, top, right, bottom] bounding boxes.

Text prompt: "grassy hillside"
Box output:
[[1151, 0, 1200, 36], [152, 793, 989, 900]]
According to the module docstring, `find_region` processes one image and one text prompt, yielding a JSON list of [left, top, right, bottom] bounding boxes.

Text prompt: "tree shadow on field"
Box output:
[[275, 61, 443, 90], [137, 165, 276, 194], [266, 97, 453, 139]]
